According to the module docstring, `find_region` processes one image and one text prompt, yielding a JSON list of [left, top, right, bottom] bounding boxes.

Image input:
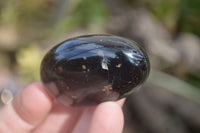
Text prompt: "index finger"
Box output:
[[0, 82, 53, 133]]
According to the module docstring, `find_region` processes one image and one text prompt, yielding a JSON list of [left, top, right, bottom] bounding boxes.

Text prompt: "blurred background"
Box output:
[[0, 0, 200, 132]]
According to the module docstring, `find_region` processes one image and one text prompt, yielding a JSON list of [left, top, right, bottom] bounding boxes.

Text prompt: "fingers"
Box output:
[[34, 99, 125, 133], [0, 82, 53, 133], [72, 99, 125, 133], [72, 101, 124, 133], [71, 107, 95, 133], [0, 81, 125, 133], [32, 101, 84, 133], [88, 102, 124, 133]]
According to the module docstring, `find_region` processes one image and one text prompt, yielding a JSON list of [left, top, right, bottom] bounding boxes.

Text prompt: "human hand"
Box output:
[[0, 82, 124, 133]]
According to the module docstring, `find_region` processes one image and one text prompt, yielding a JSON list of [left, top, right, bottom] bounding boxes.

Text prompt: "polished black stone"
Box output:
[[40, 35, 150, 106]]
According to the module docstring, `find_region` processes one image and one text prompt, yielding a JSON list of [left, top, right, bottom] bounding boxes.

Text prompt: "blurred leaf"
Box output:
[[55, 0, 108, 33], [16, 44, 42, 83], [48, 0, 108, 40], [185, 71, 200, 88], [73, 0, 108, 25], [148, 70, 200, 104]]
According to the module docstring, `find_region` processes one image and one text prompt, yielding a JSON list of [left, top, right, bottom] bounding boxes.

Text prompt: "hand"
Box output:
[[0, 82, 124, 133]]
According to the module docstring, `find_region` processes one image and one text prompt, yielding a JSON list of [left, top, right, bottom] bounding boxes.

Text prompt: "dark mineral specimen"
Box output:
[[40, 35, 150, 106]]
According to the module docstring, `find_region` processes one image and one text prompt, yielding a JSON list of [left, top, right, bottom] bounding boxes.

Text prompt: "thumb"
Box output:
[[0, 82, 53, 133]]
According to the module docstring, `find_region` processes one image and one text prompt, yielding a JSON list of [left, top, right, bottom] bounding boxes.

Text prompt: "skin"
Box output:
[[0, 82, 124, 133]]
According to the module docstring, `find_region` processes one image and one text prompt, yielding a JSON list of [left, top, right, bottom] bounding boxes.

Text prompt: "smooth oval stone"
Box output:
[[40, 35, 150, 106]]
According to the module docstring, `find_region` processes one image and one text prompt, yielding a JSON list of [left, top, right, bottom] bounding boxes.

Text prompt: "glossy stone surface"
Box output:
[[40, 35, 150, 106]]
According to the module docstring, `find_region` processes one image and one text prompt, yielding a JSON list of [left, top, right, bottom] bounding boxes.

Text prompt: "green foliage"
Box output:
[[1, 0, 50, 27], [57, 0, 108, 33], [149, 0, 200, 36], [149, 0, 180, 33], [16, 44, 43, 83], [179, 0, 200, 36], [74, 0, 108, 25], [185, 71, 200, 88]]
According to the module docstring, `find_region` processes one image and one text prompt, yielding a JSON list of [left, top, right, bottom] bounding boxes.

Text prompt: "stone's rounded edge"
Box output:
[[40, 34, 150, 106]]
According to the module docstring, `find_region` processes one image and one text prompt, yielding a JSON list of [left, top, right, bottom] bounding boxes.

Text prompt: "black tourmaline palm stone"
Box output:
[[40, 35, 150, 106]]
